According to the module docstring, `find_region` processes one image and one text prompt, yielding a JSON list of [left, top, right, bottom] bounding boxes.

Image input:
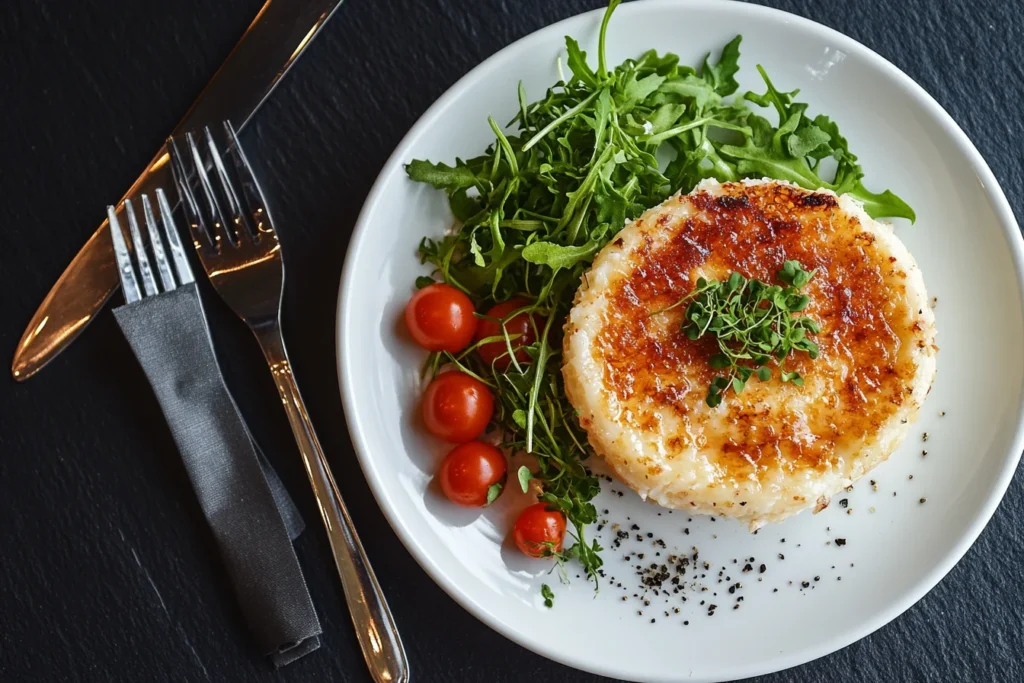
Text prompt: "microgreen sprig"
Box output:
[[679, 261, 822, 407]]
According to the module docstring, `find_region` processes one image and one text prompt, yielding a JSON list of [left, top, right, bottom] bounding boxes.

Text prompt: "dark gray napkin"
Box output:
[[113, 284, 321, 667]]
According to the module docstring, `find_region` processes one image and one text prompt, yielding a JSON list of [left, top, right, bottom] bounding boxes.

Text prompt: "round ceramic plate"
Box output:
[[338, 2, 1024, 680]]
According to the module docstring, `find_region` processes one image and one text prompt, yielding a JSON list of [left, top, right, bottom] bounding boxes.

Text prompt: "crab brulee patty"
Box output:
[[562, 179, 937, 530]]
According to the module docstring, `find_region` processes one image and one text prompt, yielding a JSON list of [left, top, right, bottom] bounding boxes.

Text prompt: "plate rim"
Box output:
[[337, 1, 1024, 680]]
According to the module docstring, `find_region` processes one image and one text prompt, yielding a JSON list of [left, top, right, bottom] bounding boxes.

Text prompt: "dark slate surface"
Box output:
[[1, 0, 1022, 681]]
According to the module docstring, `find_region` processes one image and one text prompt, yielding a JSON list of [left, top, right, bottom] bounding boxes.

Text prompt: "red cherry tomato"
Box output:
[[475, 298, 538, 369], [422, 371, 494, 443], [404, 283, 477, 352], [438, 442, 507, 507], [513, 503, 566, 558]]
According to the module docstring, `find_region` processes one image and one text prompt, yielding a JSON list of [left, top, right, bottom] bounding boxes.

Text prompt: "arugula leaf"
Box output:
[[405, 159, 477, 191], [522, 240, 601, 270], [843, 183, 916, 222], [618, 73, 666, 112], [701, 35, 742, 96], [787, 123, 831, 158], [565, 37, 599, 88]]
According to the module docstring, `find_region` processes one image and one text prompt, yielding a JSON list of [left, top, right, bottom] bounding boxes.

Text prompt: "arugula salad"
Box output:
[[401, 0, 913, 585]]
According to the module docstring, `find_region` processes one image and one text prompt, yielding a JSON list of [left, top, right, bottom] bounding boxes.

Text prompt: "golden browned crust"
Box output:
[[592, 182, 933, 481]]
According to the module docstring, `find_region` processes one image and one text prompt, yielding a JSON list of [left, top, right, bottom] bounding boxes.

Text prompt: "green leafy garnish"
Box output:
[[541, 583, 555, 608], [517, 465, 534, 493], [407, 1, 912, 585], [486, 482, 503, 505], [677, 261, 821, 407]]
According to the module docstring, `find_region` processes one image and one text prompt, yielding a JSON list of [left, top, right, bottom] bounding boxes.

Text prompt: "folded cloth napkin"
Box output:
[[113, 283, 321, 667]]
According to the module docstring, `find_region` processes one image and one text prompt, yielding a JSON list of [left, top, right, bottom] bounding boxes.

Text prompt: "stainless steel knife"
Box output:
[[12, 0, 345, 381]]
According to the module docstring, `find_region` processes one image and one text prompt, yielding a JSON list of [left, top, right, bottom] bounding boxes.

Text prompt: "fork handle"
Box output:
[[254, 326, 409, 683]]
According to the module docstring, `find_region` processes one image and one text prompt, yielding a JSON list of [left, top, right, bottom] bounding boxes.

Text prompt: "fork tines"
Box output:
[[169, 122, 274, 253], [108, 189, 194, 304]]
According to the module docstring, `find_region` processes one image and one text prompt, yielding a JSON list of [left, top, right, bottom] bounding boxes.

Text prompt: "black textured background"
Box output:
[[1, 1, 1022, 681]]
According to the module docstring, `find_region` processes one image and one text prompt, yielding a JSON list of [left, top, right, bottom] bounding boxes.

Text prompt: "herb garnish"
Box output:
[[486, 482, 503, 505], [541, 583, 555, 608], [407, 1, 911, 584], [674, 261, 821, 407]]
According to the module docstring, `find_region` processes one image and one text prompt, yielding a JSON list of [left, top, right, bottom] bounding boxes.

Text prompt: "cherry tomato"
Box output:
[[422, 371, 494, 442], [475, 298, 538, 369], [404, 283, 477, 352], [513, 503, 566, 558], [438, 442, 507, 507]]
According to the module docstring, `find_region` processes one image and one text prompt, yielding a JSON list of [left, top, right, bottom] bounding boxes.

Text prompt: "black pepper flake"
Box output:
[[908, 474, 914, 480], [739, 501, 747, 506], [684, 528, 690, 535], [710, 517, 716, 522], [742, 563, 753, 573], [773, 588, 779, 593], [922, 450, 928, 457], [835, 538, 847, 547], [922, 432, 929, 442], [940, 411, 946, 417], [801, 581, 810, 588], [647, 532, 653, 538], [630, 524, 639, 531], [759, 564, 767, 573], [733, 604, 740, 610], [839, 498, 848, 509], [814, 576, 820, 582], [650, 618, 656, 624], [683, 620, 689, 626], [920, 497, 927, 504], [778, 553, 785, 560], [781, 538, 786, 543]]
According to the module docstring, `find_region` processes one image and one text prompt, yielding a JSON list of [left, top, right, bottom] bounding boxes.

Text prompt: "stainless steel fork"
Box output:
[[108, 190, 195, 299], [169, 123, 408, 683]]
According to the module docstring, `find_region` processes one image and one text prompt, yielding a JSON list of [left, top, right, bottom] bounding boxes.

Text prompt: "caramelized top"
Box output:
[[593, 182, 930, 478]]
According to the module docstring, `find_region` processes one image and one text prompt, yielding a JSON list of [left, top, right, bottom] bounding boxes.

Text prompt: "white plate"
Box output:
[[338, 2, 1024, 680]]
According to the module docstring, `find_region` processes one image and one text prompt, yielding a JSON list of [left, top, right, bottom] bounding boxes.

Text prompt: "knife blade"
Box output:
[[11, 0, 345, 381]]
